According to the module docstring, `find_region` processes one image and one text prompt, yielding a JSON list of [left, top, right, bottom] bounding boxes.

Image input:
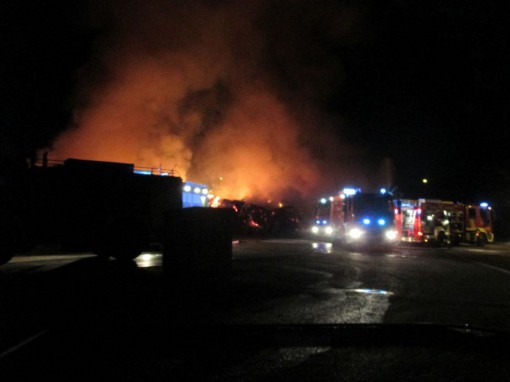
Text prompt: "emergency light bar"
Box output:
[[342, 187, 360, 196]]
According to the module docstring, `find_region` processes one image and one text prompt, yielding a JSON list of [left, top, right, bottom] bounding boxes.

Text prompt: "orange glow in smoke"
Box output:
[[48, 62, 322, 203], [44, 1, 385, 207]]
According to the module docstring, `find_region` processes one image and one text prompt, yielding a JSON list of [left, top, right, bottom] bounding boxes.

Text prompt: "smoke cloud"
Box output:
[[49, 0, 386, 205]]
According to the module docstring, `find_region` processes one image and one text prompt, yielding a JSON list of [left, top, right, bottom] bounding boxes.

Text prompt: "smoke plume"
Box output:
[[49, 0, 384, 205]]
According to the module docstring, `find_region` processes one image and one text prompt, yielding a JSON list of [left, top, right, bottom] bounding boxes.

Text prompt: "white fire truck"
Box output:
[[310, 188, 400, 246], [398, 199, 494, 246]]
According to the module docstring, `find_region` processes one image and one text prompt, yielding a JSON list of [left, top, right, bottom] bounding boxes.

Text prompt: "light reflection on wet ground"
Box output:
[[350, 288, 393, 296], [312, 242, 333, 254], [310, 241, 416, 259]]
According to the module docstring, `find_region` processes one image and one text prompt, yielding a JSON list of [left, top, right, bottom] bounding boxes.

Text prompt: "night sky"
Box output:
[[2, 0, 509, 206]]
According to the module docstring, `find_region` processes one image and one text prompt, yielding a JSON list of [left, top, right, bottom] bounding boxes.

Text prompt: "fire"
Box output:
[[48, 58, 323, 204], [44, 0, 388, 207], [186, 88, 322, 202]]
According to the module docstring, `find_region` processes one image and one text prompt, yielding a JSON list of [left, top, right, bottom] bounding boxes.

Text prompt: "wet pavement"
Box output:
[[2, 239, 510, 380]]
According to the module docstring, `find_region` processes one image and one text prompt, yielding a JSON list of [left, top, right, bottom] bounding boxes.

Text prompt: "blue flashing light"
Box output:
[[362, 218, 371, 225], [316, 220, 321, 224], [320, 198, 327, 204], [322, 220, 327, 225], [377, 218, 386, 226], [343, 187, 359, 196], [134, 170, 152, 175], [380, 188, 387, 194], [182, 181, 210, 208], [480, 202, 489, 208]]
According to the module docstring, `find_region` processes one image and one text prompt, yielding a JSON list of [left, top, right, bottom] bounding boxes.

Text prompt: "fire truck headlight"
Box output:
[[311, 226, 320, 234], [385, 230, 398, 241], [325, 226, 334, 235], [348, 228, 363, 240]]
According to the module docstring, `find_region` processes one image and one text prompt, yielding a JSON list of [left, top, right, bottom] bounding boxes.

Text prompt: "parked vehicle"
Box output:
[[397, 199, 494, 246], [310, 188, 399, 246]]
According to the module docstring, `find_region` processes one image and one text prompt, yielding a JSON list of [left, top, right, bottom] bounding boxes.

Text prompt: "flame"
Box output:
[[45, 1, 389, 207], [187, 87, 321, 202], [210, 196, 221, 208]]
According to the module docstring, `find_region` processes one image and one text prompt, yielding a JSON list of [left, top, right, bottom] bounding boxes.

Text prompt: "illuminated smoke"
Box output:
[[48, 0, 384, 204]]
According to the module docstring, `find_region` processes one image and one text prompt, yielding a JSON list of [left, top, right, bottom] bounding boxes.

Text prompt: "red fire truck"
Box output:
[[310, 188, 400, 246], [398, 199, 494, 246]]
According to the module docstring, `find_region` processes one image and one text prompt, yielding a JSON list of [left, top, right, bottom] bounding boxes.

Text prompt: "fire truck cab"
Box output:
[[311, 188, 399, 247], [456, 203, 495, 246]]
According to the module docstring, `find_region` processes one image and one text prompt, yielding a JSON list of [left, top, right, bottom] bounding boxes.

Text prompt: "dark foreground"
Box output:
[[2, 239, 510, 380]]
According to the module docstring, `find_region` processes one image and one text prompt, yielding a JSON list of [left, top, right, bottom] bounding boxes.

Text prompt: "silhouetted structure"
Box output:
[[0, 158, 182, 264]]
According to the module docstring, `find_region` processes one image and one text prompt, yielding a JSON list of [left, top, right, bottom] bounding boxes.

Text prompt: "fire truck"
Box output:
[[0, 157, 183, 265], [398, 199, 494, 246], [310, 188, 400, 246]]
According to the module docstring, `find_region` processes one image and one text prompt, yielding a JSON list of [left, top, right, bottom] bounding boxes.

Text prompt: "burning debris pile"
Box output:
[[219, 199, 302, 237]]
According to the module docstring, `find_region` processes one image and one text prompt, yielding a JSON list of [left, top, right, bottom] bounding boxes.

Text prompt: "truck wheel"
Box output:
[[476, 233, 487, 247], [450, 234, 461, 246], [437, 232, 448, 247]]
